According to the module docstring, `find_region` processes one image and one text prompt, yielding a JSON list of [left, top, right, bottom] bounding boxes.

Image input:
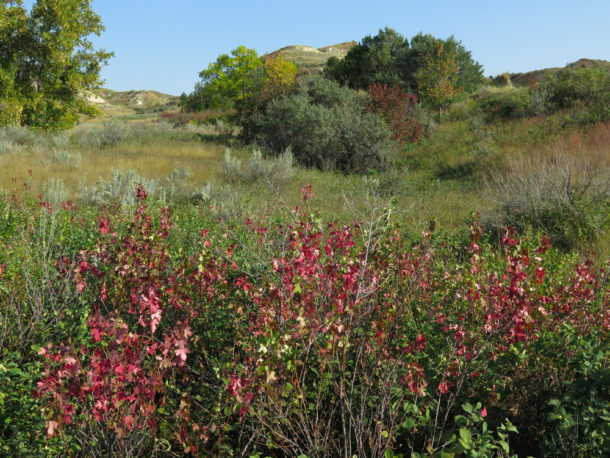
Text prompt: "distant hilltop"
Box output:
[[263, 41, 356, 77], [85, 88, 180, 116], [493, 58, 610, 86]]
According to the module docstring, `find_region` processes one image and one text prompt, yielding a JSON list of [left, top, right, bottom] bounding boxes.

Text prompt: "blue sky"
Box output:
[[23, 0, 610, 95]]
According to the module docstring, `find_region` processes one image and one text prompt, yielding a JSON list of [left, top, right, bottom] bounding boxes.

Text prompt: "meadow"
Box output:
[[1, 79, 609, 457]]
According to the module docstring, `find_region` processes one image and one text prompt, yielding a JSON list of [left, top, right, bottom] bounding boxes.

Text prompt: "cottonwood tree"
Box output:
[[0, 0, 112, 129], [196, 45, 262, 109]]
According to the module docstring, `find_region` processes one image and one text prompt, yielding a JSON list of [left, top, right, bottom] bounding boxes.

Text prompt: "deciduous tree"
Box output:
[[0, 0, 112, 129], [262, 55, 297, 98], [196, 46, 262, 109], [415, 42, 463, 121]]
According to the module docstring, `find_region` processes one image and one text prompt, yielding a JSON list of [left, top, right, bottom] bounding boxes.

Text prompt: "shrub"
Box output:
[[250, 75, 393, 172], [541, 328, 610, 456], [221, 147, 294, 187], [0, 184, 604, 456], [0, 139, 19, 155], [35, 191, 230, 454], [478, 67, 610, 124], [160, 109, 234, 127], [0, 125, 38, 146], [81, 169, 159, 207], [540, 66, 610, 111], [45, 149, 82, 168], [243, 147, 294, 183], [367, 82, 423, 143], [78, 120, 130, 149], [221, 148, 242, 183], [164, 166, 192, 199], [484, 148, 610, 250], [475, 87, 531, 120], [0, 199, 81, 355]]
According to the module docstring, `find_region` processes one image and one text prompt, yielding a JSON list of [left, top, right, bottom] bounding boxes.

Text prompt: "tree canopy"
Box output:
[[324, 28, 484, 97], [193, 46, 262, 110], [0, 0, 112, 129], [324, 27, 410, 90], [182, 49, 298, 116], [415, 42, 463, 120]]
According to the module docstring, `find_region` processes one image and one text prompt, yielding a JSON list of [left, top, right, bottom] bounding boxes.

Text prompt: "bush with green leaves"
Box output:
[[537, 66, 610, 125], [540, 327, 610, 456], [0, 360, 67, 456], [250, 75, 393, 172], [540, 66, 610, 110], [479, 66, 610, 124], [475, 87, 531, 121]]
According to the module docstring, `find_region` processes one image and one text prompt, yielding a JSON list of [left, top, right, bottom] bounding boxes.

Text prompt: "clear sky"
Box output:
[[23, 0, 610, 95]]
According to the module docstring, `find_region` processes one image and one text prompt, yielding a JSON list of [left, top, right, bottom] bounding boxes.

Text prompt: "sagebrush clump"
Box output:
[[249, 75, 393, 172], [485, 148, 610, 249]]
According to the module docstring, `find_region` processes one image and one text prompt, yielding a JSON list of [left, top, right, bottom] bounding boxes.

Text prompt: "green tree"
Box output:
[[406, 33, 484, 94], [261, 55, 297, 98], [237, 55, 298, 141], [415, 42, 463, 121], [324, 28, 484, 96], [0, 0, 112, 129], [196, 45, 262, 109], [324, 27, 410, 90], [0, 1, 29, 125]]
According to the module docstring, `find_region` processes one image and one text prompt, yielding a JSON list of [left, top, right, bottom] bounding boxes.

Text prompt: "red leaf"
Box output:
[[98, 217, 109, 234]]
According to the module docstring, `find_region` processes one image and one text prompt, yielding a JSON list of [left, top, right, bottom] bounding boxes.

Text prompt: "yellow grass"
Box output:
[[0, 135, 226, 201], [0, 119, 605, 257]]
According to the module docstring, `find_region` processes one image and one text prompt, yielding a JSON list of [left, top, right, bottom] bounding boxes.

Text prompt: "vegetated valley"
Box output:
[[1, 22, 609, 457]]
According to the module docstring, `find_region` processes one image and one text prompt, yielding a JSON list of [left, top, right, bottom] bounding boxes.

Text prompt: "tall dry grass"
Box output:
[[0, 122, 227, 201], [484, 122, 610, 251]]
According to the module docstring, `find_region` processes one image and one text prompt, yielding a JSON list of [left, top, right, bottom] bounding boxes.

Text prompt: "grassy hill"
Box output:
[[494, 58, 610, 86], [87, 88, 180, 117], [263, 41, 356, 78]]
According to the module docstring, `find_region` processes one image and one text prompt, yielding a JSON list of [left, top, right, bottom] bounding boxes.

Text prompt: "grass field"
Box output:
[[1, 82, 609, 457], [1, 101, 608, 256]]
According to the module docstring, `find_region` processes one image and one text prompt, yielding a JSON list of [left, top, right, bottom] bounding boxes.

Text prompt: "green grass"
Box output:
[[1, 92, 608, 258]]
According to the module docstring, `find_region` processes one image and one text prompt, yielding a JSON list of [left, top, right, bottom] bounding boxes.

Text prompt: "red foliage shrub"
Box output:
[[33, 186, 609, 455], [367, 82, 423, 143], [35, 192, 228, 454]]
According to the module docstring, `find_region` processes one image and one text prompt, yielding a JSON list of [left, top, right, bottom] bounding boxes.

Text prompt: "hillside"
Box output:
[[495, 58, 610, 86], [85, 88, 180, 116], [263, 41, 356, 77]]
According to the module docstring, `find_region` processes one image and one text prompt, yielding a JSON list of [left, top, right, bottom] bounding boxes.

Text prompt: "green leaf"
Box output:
[[459, 428, 473, 450], [454, 414, 468, 427], [498, 440, 510, 453], [402, 417, 417, 429], [462, 402, 474, 414]]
